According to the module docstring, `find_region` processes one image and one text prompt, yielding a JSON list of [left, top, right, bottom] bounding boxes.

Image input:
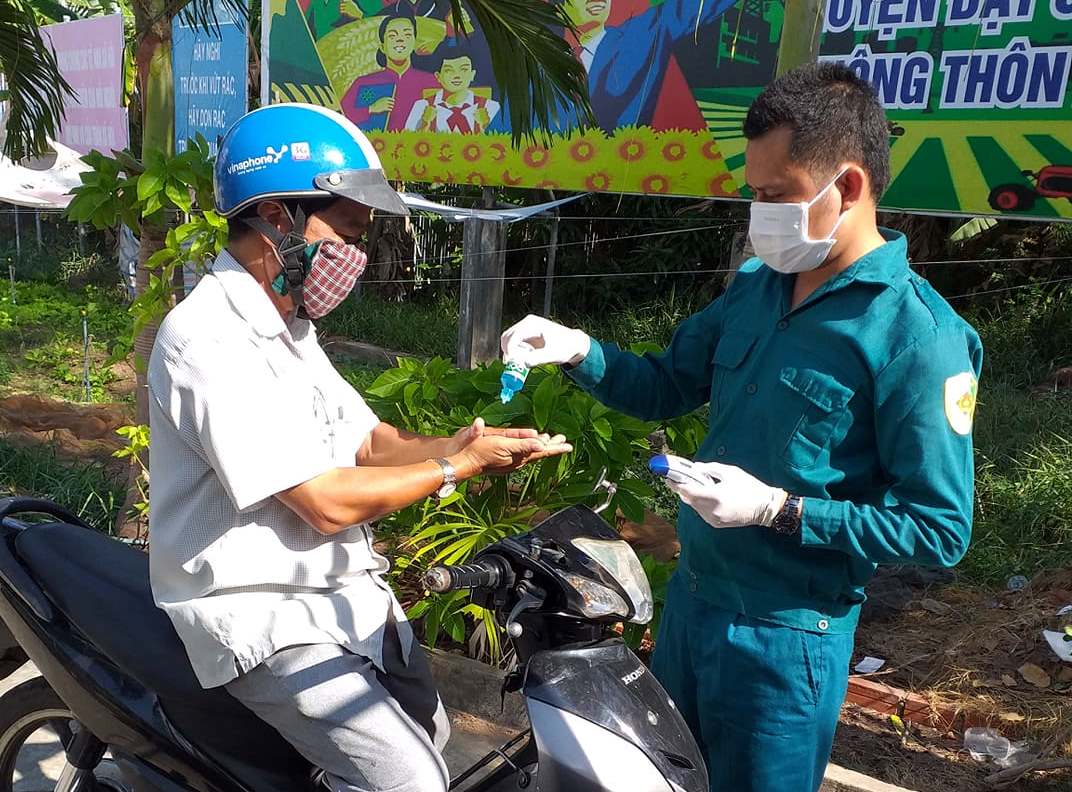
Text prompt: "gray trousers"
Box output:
[[226, 621, 450, 792]]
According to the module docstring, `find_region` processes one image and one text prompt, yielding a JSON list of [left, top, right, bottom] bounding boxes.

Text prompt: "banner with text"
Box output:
[[41, 14, 129, 156], [264, 0, 1072, 219], [174, 0, 250, 154]]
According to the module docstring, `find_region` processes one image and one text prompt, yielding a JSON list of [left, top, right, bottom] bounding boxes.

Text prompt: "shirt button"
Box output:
[[746, 383, 758, 395], [716, 446, 726, 456], [777, 320, 789, 330], [817, 619, 829, 631]]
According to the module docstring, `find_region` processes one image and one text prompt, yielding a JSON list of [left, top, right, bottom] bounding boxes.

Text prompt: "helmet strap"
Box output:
[[243, 204, 309, 314]]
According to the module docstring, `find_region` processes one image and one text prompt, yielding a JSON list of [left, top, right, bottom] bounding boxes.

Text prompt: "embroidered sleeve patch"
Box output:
[[944, 372, 978, 435]]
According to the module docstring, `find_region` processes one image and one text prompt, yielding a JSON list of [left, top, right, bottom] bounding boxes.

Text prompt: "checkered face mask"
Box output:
[[301, 240, 368, 319]]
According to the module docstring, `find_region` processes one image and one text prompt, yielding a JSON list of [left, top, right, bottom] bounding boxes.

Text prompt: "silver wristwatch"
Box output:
[[772, 494, 803, 536], [433, 458, 457, 500]]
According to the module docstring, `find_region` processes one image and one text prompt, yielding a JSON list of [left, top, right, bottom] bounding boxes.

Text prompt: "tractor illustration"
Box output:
[[988, 165, 1072, 212]]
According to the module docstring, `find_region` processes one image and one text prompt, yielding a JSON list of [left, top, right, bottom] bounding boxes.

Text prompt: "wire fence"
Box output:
[[2, 202, 1070, 303]]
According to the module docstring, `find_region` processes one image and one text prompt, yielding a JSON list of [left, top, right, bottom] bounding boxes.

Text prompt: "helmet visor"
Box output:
[[314, 169, 410, 217]]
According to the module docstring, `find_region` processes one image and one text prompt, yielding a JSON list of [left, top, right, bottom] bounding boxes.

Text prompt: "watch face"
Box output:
[[437, 482, 457, 499], [775, 498, 801, 534]]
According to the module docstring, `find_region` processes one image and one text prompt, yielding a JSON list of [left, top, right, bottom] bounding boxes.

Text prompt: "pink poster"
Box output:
[[40, 14, 129, 155]]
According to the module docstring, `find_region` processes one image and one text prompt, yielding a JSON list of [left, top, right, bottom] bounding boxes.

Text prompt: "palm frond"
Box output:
[[26, 0, 85, 23], [449, 0, 594, 143], [950, 217, 999, 243], [0, 0, 74, 161]]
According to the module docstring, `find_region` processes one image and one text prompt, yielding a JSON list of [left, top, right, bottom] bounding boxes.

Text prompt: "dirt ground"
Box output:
[[840, 570, 1072, 790], [0, 395, 133, 471], [832, 705, 1069, 791]]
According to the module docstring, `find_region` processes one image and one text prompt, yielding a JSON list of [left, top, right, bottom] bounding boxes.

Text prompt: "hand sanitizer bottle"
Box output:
[[500, 344, 532, 404]]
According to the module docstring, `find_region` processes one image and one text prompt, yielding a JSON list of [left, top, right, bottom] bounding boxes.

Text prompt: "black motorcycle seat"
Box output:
[[15, 521, 314, 791]]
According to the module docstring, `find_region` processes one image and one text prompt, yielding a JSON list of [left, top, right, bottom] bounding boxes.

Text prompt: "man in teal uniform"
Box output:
[[501, 63, 982, 792]]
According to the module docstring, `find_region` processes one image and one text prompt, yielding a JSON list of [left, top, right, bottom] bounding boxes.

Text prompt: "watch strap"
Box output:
[[433, 457, 456, 496], [772, 494, 803, 535]]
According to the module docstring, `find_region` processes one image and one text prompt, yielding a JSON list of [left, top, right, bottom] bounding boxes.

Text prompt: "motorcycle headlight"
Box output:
[[561, 572, 630, 620], [570, 537, 654, 624]]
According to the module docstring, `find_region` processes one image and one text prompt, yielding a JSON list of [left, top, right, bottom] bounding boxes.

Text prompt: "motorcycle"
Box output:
[[0, 493, 708, 792]]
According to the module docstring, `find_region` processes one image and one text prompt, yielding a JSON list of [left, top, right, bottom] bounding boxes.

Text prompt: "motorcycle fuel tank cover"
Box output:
[[524, 640, 707, 791]]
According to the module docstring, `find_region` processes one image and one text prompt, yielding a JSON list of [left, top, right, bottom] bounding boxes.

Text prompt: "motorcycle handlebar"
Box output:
[[422, 556, 508, 593]]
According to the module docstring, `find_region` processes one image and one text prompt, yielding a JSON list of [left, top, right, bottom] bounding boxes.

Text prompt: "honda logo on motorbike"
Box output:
[[621, 666, 645, 685]]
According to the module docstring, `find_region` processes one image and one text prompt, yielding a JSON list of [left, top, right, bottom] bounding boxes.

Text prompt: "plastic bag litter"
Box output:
[[963, 727, 1038, 769]]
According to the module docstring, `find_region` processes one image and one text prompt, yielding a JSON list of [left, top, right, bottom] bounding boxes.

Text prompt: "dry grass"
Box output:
[[856, 578, 1071, 732], [844, 569, 1072, 789], [833, 706, 1069, 792]]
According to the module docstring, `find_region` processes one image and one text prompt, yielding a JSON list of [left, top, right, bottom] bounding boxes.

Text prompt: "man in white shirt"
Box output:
[[148, 104, 570, 792]]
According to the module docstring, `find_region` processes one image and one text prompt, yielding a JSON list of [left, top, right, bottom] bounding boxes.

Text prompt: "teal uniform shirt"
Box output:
[[568, 230, 982, 636]]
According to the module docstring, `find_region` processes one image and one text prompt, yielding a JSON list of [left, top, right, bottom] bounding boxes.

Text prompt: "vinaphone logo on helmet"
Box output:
[[227, 145, 290, 175]]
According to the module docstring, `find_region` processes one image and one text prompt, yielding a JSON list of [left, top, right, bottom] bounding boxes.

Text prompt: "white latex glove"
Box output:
[[666, 462, 788, 529], [500, 314, 591, 368]]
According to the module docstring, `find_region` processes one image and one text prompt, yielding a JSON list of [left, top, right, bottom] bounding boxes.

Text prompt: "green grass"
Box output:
[[965, 286, 1072, 390], [319, 289, 702, 361], [0, 263, 1067, 590], [1, 228, 114, 288], [319, 293, 458, 358], [0, 439, 123, 532], [0, 280, 131, 403], [562, 295, 701, 350], [962, 385, 1072, 585]]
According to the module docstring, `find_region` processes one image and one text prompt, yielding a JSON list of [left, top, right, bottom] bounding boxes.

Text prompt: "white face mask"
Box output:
[[748, 169, 849, 274]]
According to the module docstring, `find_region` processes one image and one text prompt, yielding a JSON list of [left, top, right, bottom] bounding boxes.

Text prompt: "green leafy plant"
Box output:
[[361, 357, 664, 522], [113, 424, 150, 540], [66, 136, 224, 349], [23, 339, 118, 402], [354, 356, 705, 662]]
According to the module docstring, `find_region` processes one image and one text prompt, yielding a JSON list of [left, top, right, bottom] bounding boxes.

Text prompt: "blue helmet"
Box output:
[[213, 104, 409, 218]]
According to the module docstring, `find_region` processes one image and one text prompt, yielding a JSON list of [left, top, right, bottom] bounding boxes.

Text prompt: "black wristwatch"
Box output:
[[771, 494, 803, 536]]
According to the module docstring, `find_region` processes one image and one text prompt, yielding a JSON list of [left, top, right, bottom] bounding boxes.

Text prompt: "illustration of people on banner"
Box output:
[[404, 48, 500, 134], [289, 0, 733, 136], [266, 0, 1072, 218], [552, 0, 732, 133], [336, 11, 498, 135], [340, 10, 440, 131]]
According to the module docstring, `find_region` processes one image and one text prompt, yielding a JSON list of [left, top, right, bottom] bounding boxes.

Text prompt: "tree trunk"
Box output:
[[132, 3, 175, 422], [116, 1, 174, 539], [132, 223, 168, 423]]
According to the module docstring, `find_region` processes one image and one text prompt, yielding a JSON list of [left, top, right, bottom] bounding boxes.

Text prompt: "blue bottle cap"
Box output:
[[648, 455, 671, 477]]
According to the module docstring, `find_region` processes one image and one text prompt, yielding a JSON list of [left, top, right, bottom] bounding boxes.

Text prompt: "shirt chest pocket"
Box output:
[[711, 333, 757, 415], [778, 367, 856, 469]]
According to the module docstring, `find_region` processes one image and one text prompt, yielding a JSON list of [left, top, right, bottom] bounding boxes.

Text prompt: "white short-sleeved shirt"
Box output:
[[147, 251, 411, 689]]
